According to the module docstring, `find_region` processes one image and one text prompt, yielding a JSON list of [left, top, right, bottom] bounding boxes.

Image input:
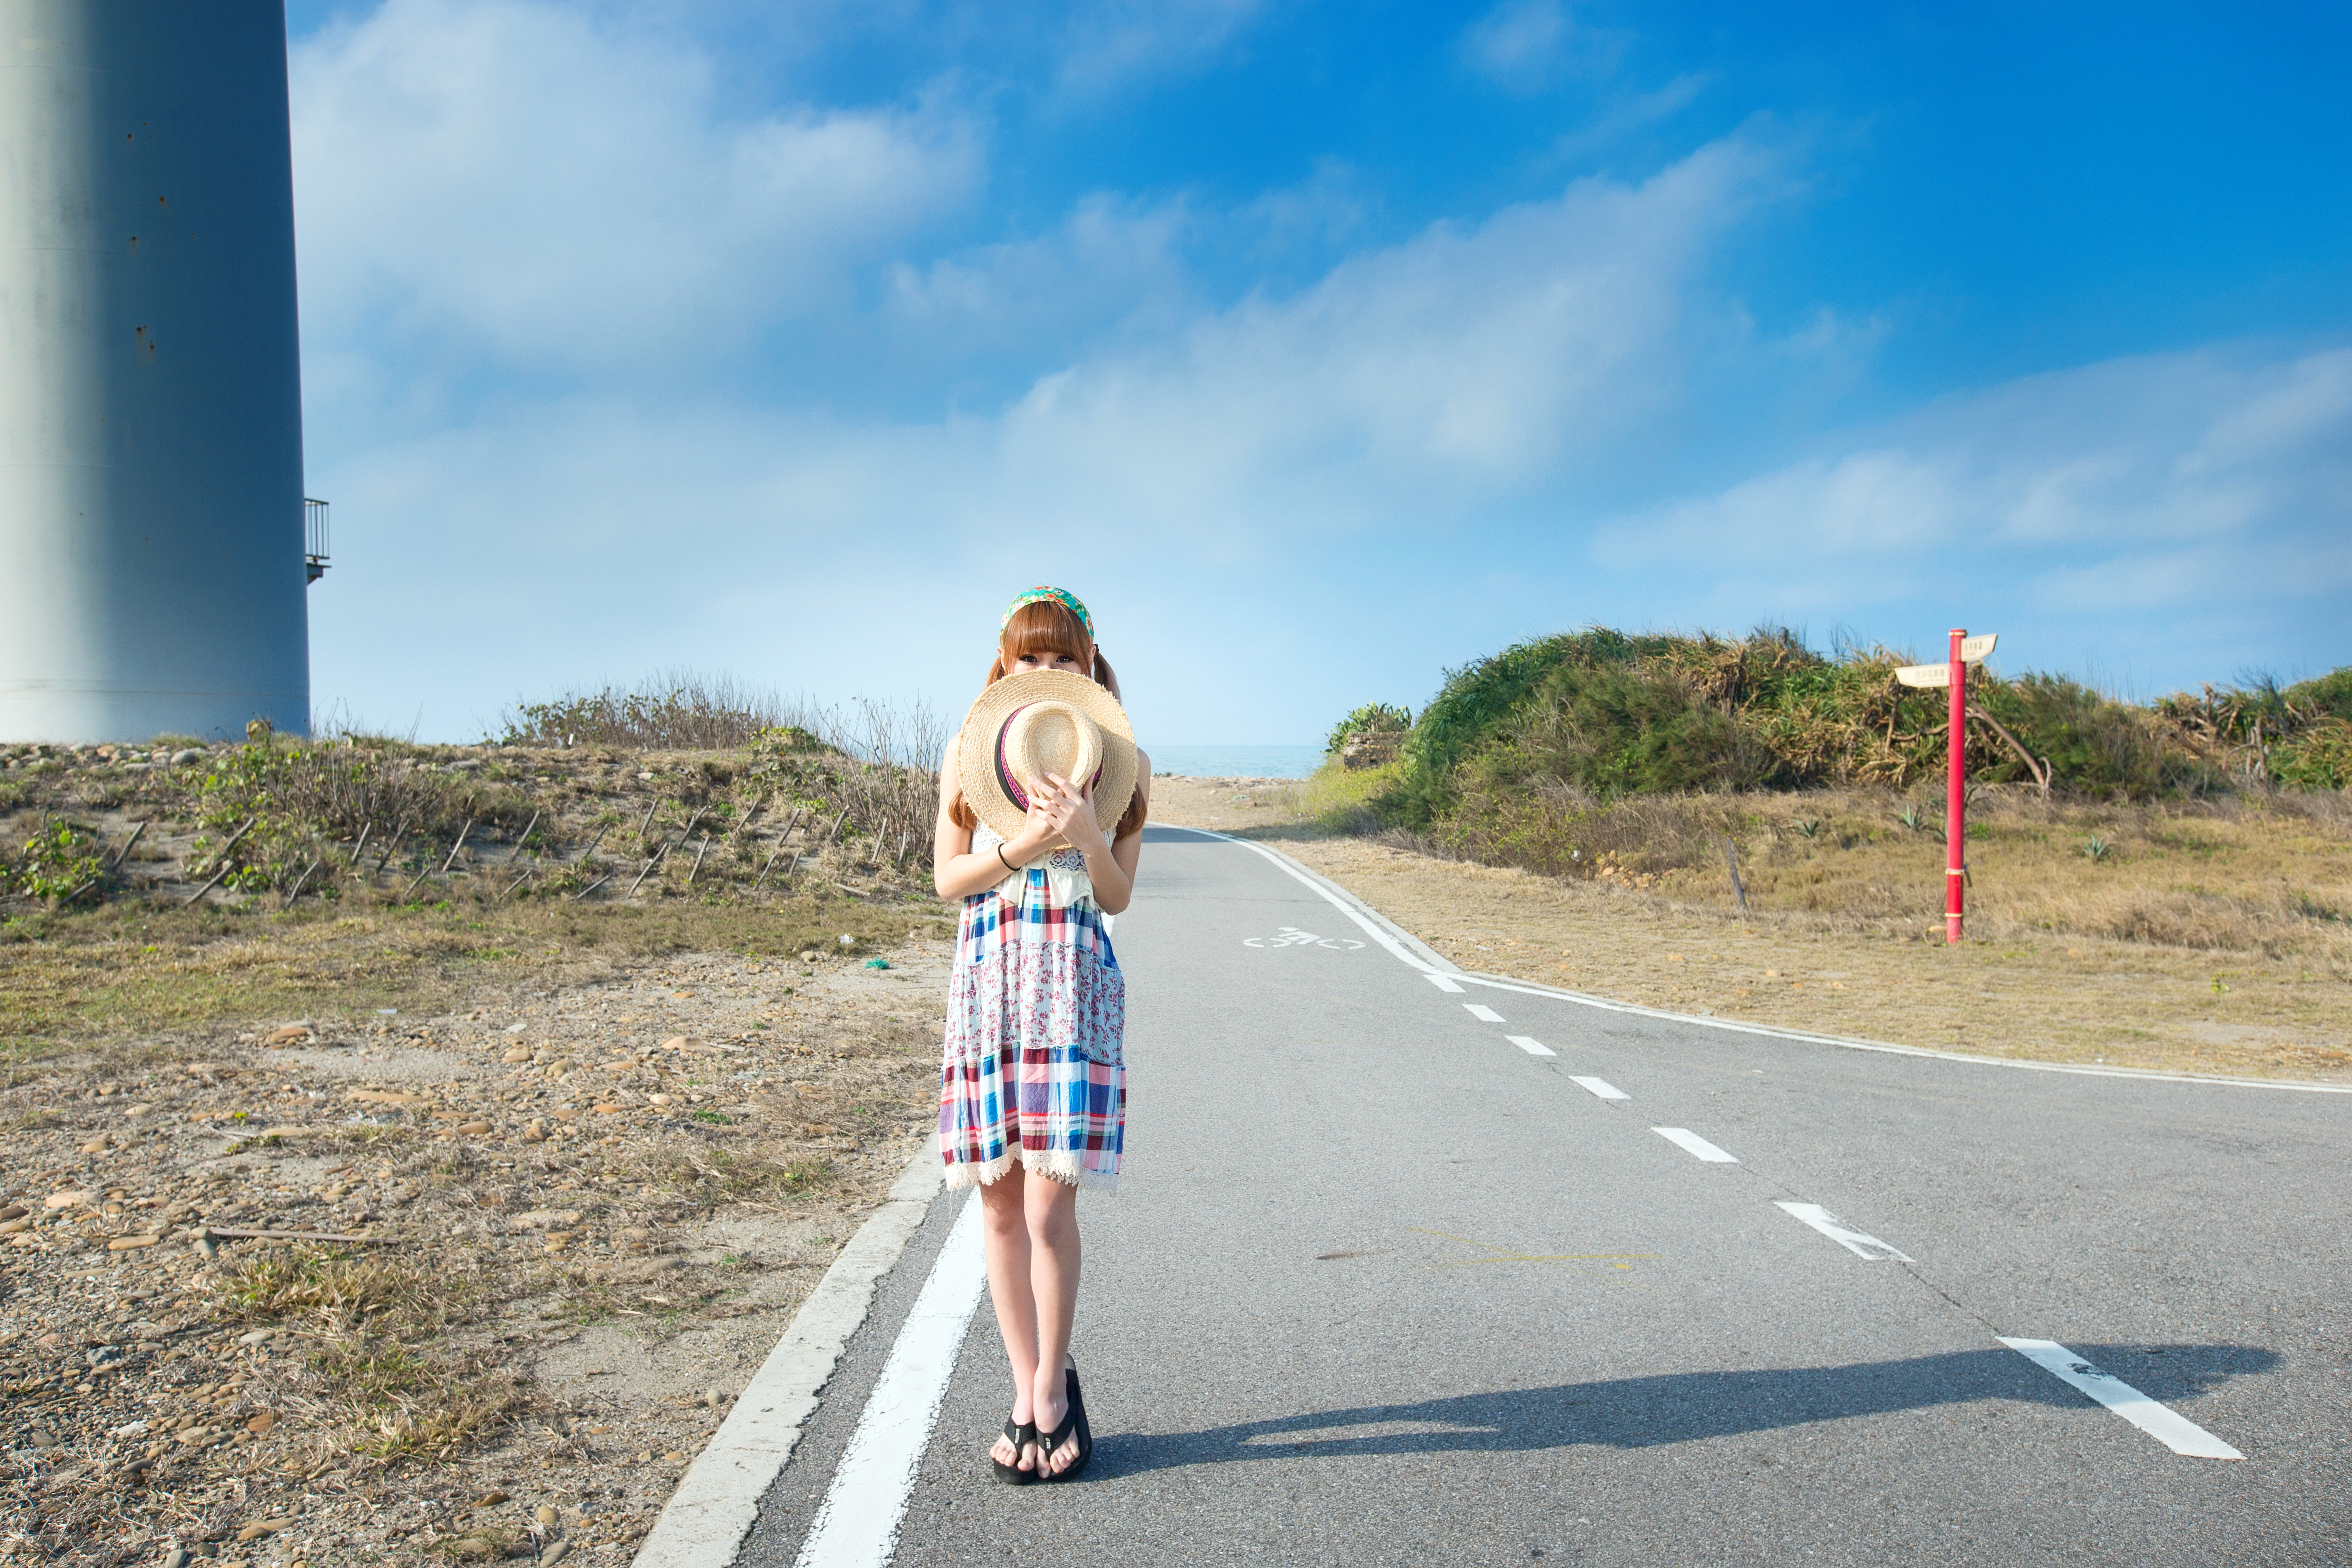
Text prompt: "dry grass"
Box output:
[[0, 922, 953, 1561], [1150, 773, 2352, 1082]]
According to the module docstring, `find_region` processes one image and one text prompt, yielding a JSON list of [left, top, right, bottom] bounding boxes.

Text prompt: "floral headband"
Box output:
[[1000, 586, 1094, 640]]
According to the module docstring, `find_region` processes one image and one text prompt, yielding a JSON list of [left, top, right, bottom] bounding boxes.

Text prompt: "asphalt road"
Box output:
[[740, 825, 2352, 1567]]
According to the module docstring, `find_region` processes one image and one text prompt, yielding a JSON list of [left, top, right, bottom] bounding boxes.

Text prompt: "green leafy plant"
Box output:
[[1, 821, 104, 901], [2080, 834, 2112, 862], [1324, 703, 1414, 756]]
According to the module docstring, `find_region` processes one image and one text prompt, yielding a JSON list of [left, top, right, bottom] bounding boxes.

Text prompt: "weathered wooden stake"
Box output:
[[106, 819, 149, 871]]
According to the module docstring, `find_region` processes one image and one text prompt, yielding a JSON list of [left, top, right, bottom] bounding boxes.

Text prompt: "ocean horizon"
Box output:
[[1147, 744, 1322, 779]]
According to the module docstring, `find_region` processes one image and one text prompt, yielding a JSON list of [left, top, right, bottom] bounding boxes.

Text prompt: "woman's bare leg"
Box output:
[[978, 1168, 1041, 1473], [1024, 1172, 1082, 1474]]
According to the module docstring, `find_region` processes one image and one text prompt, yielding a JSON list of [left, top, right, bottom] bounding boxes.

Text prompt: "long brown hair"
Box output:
[[950, 598, 1147, 839]]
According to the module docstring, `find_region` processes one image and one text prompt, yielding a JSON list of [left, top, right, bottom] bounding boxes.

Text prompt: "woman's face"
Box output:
[[1009, 647, 1086, 676]]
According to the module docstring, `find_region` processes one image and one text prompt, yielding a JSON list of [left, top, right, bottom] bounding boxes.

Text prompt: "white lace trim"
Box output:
[[972, 822, 1094, 909]]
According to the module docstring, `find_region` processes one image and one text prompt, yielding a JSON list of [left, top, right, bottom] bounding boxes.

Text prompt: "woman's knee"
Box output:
[[1023, 1179, 1078, 1244], [978, 1172, 1028, 1235]]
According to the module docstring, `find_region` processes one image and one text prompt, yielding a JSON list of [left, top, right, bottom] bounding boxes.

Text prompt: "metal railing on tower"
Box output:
[[305, 498, 330, 583]]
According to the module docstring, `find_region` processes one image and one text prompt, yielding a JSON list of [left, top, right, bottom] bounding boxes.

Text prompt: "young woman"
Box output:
[[933, 587, 1149, 1485]]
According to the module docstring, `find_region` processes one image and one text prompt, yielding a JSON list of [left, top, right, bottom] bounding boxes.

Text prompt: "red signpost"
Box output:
[[1895, 631, 1998, 945], [1945, 628, 1967, 945]]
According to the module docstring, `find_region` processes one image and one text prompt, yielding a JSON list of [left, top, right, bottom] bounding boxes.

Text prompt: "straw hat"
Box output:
[[956, 669, 1138, 847]]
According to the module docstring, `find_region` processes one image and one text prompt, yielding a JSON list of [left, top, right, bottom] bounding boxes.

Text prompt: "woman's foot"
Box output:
[[990, 1416, 1040, 1484], [1031, 1362, 1089, 1480]]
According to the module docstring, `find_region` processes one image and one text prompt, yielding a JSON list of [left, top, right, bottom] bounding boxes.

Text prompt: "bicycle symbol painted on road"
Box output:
[[1242, 926, 1366, 951]]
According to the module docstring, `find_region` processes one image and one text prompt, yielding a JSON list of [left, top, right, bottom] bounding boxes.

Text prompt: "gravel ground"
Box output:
[[0, 939, 953, 1565]]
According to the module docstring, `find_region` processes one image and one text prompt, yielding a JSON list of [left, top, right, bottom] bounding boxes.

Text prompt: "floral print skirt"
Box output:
[[938, 884, 1126, 1192]]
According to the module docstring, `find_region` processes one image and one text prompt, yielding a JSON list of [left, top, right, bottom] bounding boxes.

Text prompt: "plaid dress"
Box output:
[[939, 827, 1126, 1192]]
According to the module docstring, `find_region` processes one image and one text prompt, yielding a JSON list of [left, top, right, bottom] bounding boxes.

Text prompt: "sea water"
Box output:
[[1146, 744, 1322, 779]]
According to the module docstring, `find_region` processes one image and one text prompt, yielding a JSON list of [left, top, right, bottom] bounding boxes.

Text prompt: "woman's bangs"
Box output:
[[1000, 599, 1091, 665]]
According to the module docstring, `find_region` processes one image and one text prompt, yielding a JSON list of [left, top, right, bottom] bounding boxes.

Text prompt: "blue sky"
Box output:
[[287, 0, 2352, 746]]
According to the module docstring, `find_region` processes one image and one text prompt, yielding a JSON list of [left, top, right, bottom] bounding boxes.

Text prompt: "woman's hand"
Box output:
[[1013, 770, 1106, 858]]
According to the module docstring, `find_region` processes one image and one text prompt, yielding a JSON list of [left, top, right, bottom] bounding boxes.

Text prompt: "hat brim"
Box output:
[[956, 669, 1138, 849]]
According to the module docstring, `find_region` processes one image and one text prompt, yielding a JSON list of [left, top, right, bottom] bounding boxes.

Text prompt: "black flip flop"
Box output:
[[990, 1417, 1040, 1485], [1037, 1366, 1092, 1481]]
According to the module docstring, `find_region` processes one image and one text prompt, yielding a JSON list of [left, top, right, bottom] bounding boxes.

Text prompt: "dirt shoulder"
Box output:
[[0, 935, 954, 1566], [1147, 774, 2352, 1083]]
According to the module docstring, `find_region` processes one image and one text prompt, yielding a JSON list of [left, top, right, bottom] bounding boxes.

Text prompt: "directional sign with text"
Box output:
[[1895, 632, 1996, 687]]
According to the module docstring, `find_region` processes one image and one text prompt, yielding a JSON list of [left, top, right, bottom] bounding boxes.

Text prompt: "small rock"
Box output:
[[539, 1540, 569, 1568], [456, 1120, 492, 1135], [535, 1505, 558, 1528], [659, 1035, 688, 1051], [235, 1517, 293, 1542], [501, 1047, 532, 1063], [245, 1411, 275, 1434], [27, 1427, 58, 1448], [163, 1549, 191, 1568], [171, 749, 203, 766], [647, 1093, 673, 1107], [799, 950, 818, 961], [45, 1190, 90, 1210], [505, 1021, 528, 1035], [446, 1539, 495, 1562], [471, 1489, 510, 1507], [79, 1137, 108, 1154], [263, 1025, 312, 1045], [522, 1121, 547, 1143], [108, 1234, 161, 1251]]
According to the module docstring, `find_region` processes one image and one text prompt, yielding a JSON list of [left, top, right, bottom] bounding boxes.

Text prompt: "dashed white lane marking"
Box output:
[[1998, 1338, 2244, 1460], [1570, 1076, 1629, 1100], [792, 1196, 988, 1568], [1506, 1035, 1556, 1057], [1774, 1201, 1914, 1261], [1464, 1003, 1505, 1023], [1651, 1127, 1738, 1163], [1425, 972, 1466, 994]]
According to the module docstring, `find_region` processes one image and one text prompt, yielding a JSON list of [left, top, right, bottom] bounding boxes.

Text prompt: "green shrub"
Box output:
[[1323, 703, 1413, 756]]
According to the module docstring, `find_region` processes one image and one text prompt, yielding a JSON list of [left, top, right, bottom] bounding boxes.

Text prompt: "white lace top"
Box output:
[[971, 820, 1095, 909]]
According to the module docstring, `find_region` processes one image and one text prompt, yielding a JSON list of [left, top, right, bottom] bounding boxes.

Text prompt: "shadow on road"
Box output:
[[1087, 1344, 2276, 1478]]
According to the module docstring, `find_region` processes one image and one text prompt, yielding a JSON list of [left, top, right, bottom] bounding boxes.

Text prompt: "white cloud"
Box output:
[[1460, 0, 1622, 93], [1594, 345, 2352, 621], [290, 0, 981, 372], [308, 135, 1796, 735], [970, 136, 1787, 529], [1054, 0, 1264, 91]]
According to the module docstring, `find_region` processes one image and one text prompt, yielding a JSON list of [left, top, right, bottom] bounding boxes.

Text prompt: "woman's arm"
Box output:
[[1024, 751, 1149, 915], [932, 735, 1082, 902]]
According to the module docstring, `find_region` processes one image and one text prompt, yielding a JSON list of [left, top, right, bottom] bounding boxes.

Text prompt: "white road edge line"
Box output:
[[794, 1195, 990, 1568], [1569, 1075, 1628, 1100], [1156, 826, 2351, 1097], [1153, 824, 1460, 974], [1424, 972, 1466, 994], [1651, 1127, 1739, 1163], [1997, 1338, 2244, 1460], [635, 1150, 944, 1568], [1448, 970, 2351, 1096], [1774, 1201, 1913, 1261], [1464, 1003, 1505, 1023], [1506, 1035, 1556, 1057]]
